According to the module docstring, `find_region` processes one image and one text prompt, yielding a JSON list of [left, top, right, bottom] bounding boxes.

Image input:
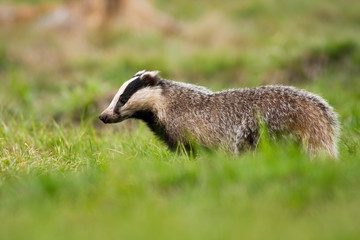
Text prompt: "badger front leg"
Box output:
[[155, 127, 190, 153]]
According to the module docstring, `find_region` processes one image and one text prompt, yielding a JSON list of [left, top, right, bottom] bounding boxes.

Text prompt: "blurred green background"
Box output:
[[0, 0, 360, 239]]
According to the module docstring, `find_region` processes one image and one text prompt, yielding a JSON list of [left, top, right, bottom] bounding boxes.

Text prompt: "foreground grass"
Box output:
[[0, 112, 360, 239]]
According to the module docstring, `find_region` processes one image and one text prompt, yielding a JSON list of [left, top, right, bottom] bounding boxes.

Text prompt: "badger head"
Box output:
[[99, 70, 162, 124]]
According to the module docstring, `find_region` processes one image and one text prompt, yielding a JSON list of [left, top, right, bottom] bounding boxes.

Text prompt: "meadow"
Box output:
[[0, 0, 360, 239]]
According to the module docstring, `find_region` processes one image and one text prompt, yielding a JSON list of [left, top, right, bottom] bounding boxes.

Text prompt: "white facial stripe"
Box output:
[[107, 77, 138, 110]]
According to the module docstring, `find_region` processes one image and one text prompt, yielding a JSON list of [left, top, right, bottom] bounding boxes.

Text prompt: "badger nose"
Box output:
[[99, 114, 108, 123]]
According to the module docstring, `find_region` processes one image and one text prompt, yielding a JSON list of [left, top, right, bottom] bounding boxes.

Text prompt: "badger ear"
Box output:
[[140, 71, 160, 86]]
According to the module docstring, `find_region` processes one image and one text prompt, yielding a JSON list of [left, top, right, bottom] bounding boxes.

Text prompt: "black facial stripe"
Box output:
[[114, 77, 145, 112], [122, 77, 144, 101]]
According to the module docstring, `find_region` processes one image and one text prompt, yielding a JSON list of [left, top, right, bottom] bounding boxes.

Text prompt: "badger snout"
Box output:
[[99, 113, 110, 123], [99, 110, 123, 124]]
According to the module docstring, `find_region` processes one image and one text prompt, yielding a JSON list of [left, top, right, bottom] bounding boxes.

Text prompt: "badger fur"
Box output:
[[99, 70, 339, 158]]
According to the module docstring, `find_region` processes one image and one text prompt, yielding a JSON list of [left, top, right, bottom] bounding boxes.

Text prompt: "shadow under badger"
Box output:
[[99, 70, 339, 158]]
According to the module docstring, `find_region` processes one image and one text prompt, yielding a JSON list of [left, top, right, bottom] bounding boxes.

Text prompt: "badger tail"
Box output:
[[304, 95, 340, 159]]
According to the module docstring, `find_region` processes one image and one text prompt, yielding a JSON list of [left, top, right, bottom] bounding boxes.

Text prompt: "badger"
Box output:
[[99, 70, 339, 158]]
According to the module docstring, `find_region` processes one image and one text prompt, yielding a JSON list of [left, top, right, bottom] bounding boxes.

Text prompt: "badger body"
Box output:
[[99, 70, 339, 158]]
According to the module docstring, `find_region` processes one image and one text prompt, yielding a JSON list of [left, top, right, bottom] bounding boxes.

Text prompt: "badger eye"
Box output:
[[114, 98, 127, 114], [120, 98, 127, 105]]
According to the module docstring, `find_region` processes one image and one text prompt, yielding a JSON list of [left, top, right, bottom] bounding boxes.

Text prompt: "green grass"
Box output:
[[1, 0, 360, 239], [1, 118, 360, 239]]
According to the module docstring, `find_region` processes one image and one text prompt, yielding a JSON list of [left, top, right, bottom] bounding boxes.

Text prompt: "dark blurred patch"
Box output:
[[0, 45, 8, 70], [266, 40, 358, 84]]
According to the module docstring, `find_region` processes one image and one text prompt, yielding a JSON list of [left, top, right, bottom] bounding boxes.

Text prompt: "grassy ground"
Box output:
[[1, 0, 360, 239]]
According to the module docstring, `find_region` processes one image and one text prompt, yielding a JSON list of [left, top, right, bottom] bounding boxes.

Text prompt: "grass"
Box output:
[[1, 0, 360, 239], [1, 118, 360, 239]]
